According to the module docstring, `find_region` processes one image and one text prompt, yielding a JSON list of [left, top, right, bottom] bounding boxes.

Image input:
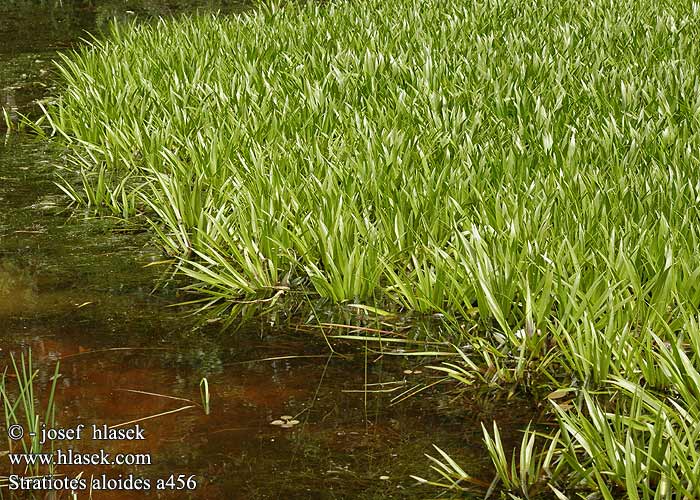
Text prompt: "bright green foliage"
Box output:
[[45, 0, 700, 326], [43, 0, 700, 497]]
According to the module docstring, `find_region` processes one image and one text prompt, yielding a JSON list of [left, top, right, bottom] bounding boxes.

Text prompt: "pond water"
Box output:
[[0, 2, 535, 498]]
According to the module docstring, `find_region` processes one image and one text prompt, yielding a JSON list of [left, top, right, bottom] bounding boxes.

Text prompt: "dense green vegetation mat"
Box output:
[[41, 0, 700, 497]]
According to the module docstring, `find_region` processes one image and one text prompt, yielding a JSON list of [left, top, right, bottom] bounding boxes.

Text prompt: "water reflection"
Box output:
[[0, 259, 38, 315]]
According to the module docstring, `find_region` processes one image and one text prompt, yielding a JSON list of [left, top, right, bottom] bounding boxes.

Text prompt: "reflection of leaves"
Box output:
[[160, 344, 225, 375], [0, 259, 37, 306]]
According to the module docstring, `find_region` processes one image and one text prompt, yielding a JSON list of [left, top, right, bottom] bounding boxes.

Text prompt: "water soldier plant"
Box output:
[[0, 351, 60, 481], [38, 0, 700, 497]]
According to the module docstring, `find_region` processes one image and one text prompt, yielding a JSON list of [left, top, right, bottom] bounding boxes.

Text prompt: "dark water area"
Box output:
[[0, 3, 536, 498]]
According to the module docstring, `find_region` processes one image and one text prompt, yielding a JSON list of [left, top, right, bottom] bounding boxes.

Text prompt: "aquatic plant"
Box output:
[[199, 377, 210, 415], [0, 351, 60, 479], [42, 0, 700, 326], [40, 0, 700, 496]]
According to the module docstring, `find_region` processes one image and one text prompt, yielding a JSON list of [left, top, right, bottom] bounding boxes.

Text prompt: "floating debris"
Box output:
[[270, 415, 300, 428]]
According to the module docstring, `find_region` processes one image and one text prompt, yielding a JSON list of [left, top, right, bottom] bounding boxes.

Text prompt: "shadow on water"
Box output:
[[0, 2, 538, 498]]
